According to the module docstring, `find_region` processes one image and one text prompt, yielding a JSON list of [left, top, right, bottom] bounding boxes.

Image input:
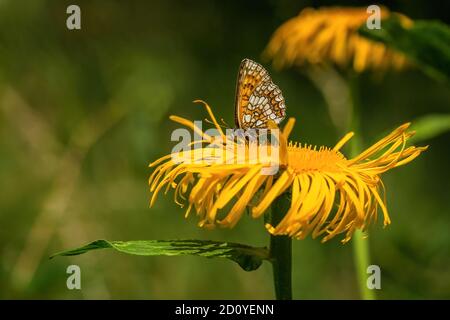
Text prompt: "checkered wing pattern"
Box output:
[[234, 59, 286, 129]]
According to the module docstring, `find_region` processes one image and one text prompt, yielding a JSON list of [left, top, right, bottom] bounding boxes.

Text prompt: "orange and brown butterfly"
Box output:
[[234, 58, 286, 130]]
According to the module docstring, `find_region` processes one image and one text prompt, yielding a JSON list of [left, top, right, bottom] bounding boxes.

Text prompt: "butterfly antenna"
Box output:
[[205, 118, 228, 129], [220, 118, 231, 128]]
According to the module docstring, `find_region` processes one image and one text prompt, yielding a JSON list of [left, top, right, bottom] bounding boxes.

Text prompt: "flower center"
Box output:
[[287, 143, 347, 173]]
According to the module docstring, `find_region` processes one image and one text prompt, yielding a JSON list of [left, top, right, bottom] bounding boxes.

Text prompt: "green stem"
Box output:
[[269, 193, 292, 300], [308, 68, 375, 299], [352, 230, 375, 299], [348, 74, 376, 300]]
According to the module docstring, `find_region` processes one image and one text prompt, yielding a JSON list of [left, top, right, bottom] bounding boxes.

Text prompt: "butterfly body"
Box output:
[[234, 59, 286, 130]]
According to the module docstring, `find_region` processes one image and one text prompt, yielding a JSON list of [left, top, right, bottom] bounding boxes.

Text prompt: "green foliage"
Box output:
[[51, 239, 270, 272], [0, 0, 448, 299], [409, 114, 450, 143], [359, 16, 450, 81]]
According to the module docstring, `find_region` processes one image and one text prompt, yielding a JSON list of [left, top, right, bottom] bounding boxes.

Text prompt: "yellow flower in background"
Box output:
[[149, 102, 426, 243], [265, 6, 413, 72]]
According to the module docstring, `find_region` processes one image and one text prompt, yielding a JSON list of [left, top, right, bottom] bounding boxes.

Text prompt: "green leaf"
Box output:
[[359, 16, 450, 81], [51, 239, 270, 272], [409, 114, 450, 143]]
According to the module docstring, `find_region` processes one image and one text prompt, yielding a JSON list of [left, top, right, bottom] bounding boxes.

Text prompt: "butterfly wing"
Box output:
[[234, 59, 286, 129]]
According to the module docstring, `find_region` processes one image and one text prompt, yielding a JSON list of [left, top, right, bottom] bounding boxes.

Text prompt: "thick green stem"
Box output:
[[269, 193, 292, 300], [348, 74, 376, 300]]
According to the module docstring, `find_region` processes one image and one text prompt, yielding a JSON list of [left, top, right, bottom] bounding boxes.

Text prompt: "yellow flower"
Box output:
[[149, 102, 427, 243], [264, 6, 412, 72]]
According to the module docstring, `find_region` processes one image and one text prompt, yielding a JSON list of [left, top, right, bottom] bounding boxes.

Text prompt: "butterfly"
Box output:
[[234, 58, 286, 130]]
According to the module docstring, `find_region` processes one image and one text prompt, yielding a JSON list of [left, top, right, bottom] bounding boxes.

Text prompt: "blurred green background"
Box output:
[[0, 0, 449, 299]]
